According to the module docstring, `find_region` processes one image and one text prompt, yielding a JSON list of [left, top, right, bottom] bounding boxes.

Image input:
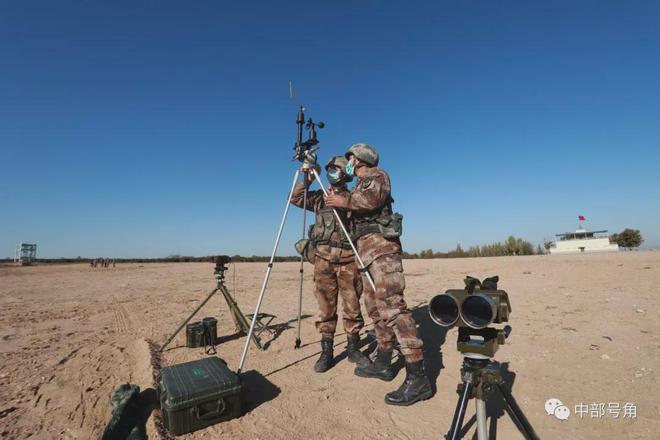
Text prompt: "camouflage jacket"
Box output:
[[290, 181, 355, 264], [345, 167, 401, 266]]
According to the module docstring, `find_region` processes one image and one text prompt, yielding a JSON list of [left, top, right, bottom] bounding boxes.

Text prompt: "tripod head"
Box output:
[[293, 106, 324, 164], [213, 255, 231, 282]]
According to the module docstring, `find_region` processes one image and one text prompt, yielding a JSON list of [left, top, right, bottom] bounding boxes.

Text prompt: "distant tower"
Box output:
[[15, 243, 37, 266]]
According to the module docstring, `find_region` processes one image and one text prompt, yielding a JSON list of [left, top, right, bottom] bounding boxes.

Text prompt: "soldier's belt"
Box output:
[[314, 239, 353, 250], [352, 223, 382, 239]]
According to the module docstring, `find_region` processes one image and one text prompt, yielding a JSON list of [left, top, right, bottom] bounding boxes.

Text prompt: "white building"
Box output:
[[549, 229, 619, 254]]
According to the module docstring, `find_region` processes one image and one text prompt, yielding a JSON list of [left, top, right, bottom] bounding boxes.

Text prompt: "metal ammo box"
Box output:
[[158, 357, 243, 435], [185, 321, 205, 348]]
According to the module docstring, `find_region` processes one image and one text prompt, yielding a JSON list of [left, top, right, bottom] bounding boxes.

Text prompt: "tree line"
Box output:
[[402, 235, 542, 259], [1, 230, 645, 264]]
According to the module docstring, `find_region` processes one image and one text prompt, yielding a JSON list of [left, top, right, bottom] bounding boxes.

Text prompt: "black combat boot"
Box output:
[[346, 334, 369, 364], [354, 349, 396, 381], [384, 360, 433, 406], [314, 339, 334, 373]]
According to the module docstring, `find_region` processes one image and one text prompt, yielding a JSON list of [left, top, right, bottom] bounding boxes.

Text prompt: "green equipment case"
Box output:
[[202, 317, 218, 345], [158, 357, 243, 435], [185, 321, 204, 348]]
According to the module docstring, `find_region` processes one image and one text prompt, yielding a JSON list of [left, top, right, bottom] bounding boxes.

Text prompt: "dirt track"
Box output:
[[1, 252, 659, 439]]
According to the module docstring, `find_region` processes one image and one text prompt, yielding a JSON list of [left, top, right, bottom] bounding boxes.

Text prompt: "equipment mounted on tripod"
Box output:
[[159, 256, 265, 353], [236, 103, 379, 374], [293, 106, 324, 164], [429, 276, 539, 440]]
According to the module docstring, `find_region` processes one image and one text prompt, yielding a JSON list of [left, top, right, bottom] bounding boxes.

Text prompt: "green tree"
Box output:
[[420, 249, 434, 259], [611, 228, 643, 250], [467, 245, 481, 257], [448, 244, 467, 258]]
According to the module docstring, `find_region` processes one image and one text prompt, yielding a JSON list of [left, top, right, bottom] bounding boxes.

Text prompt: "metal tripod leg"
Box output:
[[159, 288, 219, 352], [448, 381, 473, 440], [219, 284, 264, 350], [295, 184, 308, 349], [237, 169, 301, 374], [496, 383, 540, 440], [310, 168, 376, 291], [475, 397, 487, 440]]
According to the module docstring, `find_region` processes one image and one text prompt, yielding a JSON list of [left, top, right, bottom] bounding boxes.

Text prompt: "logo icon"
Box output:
[[545, 398, 570, 420], [554, 405, 571, 420], [191, 368, 208, 378]]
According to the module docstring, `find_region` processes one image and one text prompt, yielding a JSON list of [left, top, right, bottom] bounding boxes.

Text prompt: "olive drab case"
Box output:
[[202, 317, 218, 345], [186, 321, 204, 348], [158, 357, 243, 435]]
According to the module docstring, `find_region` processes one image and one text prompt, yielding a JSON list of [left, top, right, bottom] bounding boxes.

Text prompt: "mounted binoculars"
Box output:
[[429, 276, 512, 358], [429, 276, 511, 330], [436, 277, 540, 440]]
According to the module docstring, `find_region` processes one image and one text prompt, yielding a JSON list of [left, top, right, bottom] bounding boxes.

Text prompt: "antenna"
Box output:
[[289, 81, 299, 105]]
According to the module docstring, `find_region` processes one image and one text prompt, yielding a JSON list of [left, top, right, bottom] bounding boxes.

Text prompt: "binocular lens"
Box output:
[[461, 294, 497, 329], [429, 294, 459, 327]]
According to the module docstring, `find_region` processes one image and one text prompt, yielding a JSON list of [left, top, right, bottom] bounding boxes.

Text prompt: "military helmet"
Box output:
[[324, 155, 349, 171], [345, 143, 379, 167], [325, 155, 353, 183]]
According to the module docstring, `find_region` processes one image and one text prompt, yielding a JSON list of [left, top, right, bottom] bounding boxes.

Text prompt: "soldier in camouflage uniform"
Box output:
[[325, 143, 432, 406], [290, 156, 369, 372]]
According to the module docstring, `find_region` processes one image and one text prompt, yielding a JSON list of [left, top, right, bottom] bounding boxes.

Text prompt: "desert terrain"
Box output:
[[1, 251, 659, 439]]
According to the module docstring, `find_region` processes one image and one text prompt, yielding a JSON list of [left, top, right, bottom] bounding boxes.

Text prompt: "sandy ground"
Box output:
[[1, 252, 659, 439]]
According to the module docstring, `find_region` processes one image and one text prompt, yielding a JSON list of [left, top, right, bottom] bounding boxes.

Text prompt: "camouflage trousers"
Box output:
[[313, 257, 364, 339], [362, 253, 424, 363]]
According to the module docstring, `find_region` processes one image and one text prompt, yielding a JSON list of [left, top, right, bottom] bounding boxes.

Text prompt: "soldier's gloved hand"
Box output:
[[325, 192, 348, 209], [300, 165, 320, 185]]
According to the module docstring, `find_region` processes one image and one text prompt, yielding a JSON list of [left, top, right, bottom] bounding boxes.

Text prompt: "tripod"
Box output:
[[236, 107, 378, 374], [159, 257, 264, 352], [447, 355, 539, 440]]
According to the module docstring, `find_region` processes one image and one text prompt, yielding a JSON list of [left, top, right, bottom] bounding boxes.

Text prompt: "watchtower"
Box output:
[[15, 243, 37, 266]]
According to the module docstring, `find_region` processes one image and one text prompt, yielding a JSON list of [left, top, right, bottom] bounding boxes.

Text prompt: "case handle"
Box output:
[[194, 399, 226, 420]]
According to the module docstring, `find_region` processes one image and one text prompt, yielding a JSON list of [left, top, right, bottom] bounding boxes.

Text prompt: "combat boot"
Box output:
[[384, 360, 433, 406], [354, 349, 396, 381], [314, 339, 334, 373], [346, 334, 369, 364]]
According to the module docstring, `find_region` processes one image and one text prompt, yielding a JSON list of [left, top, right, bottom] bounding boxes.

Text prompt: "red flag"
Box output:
[[578, 215, 586, 221]]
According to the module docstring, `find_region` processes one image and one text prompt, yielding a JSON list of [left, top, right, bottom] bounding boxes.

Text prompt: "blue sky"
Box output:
[[1, 1, 659, 258]]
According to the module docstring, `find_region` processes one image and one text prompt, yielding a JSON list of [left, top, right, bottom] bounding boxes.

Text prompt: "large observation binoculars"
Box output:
[[430, 276, 512, 358], [429, 276, 511, 330]]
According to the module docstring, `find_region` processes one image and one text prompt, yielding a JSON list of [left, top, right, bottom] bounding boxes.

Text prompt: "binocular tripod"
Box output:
[[159, 258, 264, 352], [447, 354, 539, 440]]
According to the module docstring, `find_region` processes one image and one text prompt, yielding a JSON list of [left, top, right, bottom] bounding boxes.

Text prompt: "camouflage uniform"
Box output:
[[290, 181, 364, 340], [345, 167, 424, 364]]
